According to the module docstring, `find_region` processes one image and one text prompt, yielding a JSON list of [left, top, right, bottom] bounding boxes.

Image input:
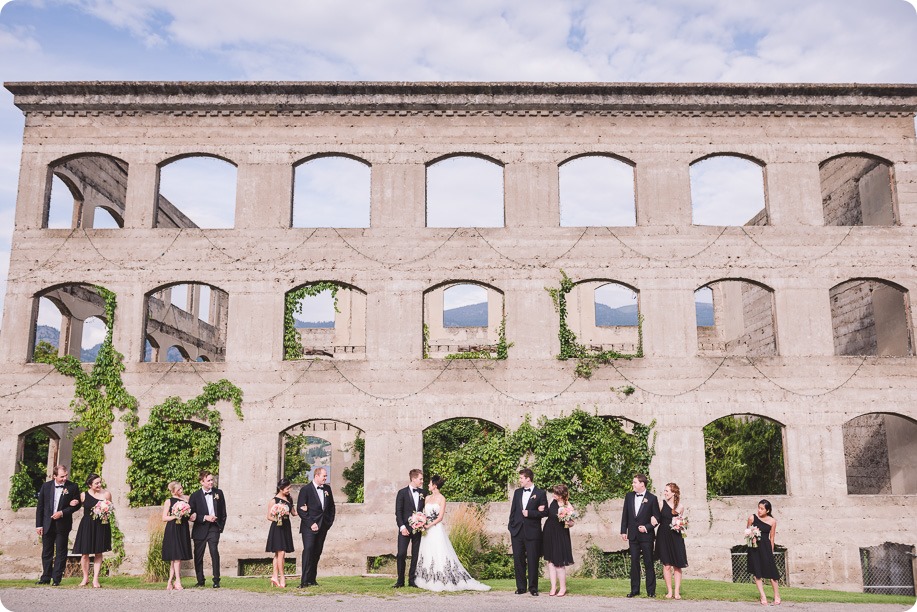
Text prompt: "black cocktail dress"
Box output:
[[747, 515, 779, 580], [654, 500, 687, 568], [72, 492, 112, 554], [265, 496, 295, 553], [161, 497, 193, 561]]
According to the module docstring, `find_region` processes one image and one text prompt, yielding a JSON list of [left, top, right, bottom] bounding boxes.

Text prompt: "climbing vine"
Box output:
[[283, 282, 341, 360], [422, 323, 430, 359], [445, 315, 514, 360], [423, 409, 656, 508], [125, 380, 244, 507], [545, 270, 643, 378], [341, 435, 365, 503]]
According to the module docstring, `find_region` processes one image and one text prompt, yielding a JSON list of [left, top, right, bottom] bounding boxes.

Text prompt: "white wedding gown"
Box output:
[[414, 503, 491, 592]]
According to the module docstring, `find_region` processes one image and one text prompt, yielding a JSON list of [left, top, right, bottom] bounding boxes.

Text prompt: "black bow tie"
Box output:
[[204, 491, 213, 496], [55, 485, 64, 489], [412, 488, 421, 493], [635, 493, 644, 497], [523, 488, 531, 492]]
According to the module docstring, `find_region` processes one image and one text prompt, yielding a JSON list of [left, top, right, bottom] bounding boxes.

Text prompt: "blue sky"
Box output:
[[1, 0, 917, 324]]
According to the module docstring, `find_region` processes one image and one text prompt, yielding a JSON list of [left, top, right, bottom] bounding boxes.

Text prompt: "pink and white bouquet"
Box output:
[[408, 511, 427, 534], [91, 499, 114, 524], [671, 515, 688, 538], [744, 526, 762, 548], [556, 505, 578, 528], [171, 500, 191, 524], [269, 503, 290, 526]]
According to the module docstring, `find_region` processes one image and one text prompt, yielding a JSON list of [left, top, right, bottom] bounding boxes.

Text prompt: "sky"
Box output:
[[1, 0, 917, 328]]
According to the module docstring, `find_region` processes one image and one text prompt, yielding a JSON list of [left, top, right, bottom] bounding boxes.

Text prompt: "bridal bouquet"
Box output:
[[91, 499, 114, 524], [556, 505, 578, 528], [269, 503, 290, 526], [744, 526, 762, 548], [171, 500, 192, 524], [409, 511, 427, 534], [671, 515, 688, 538]]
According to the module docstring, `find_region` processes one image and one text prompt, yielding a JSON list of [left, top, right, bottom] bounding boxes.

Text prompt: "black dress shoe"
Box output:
[[212, 583, 220, 588], [392, 583, 404, 588], [306, 581, 318, 587], [194, 582, 205, 587], [407, 582, 417, 588], [626, 592, 639, 598], [515, 589, 526, 594], [51, 582, 60, 587], [648, 593, 655, 598], [530, 591, 539, 596], [36, 580, 50, 585]]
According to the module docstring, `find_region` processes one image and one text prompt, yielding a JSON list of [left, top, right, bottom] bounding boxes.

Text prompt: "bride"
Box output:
[[414, 475, 491, 592]]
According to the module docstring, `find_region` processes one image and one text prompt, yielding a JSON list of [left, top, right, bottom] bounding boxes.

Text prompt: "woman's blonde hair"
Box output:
[[167, 481, 182, 496]]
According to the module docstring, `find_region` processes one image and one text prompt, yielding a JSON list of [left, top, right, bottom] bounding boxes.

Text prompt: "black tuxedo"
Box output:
[[35, 479, 81, 584], [507, 486, 548, 593], [394, 485, 425, 586], [188, 488, 227, 585], [620, 490, 661, 596], [297, 482, 336, 586]]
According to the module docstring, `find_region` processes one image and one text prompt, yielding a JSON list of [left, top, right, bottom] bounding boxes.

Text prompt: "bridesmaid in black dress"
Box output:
[[653, 482, 688, 599], [746, 499, 781, 606], [265, 478, 295, 588], [542, 484, 575, 597], [72, 473, 112, 588], [161, 481, 194, 591]]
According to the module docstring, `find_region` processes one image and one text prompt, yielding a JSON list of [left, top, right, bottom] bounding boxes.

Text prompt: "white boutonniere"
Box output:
[[418, 493, 424, 500], [324, 491, 329, 497], [214, 493, 220, 500], [61, 489, 69, 497], [642, 498, 648, 504]]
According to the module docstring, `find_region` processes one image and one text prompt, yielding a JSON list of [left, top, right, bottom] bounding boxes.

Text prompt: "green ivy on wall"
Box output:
[[126, 380, 244, 507], [283, 282, 341, 360], [423, 409, 656, 508], [545, 270, 644, 378], [340, 435, 365, 503], [445, 315, 514, 360]]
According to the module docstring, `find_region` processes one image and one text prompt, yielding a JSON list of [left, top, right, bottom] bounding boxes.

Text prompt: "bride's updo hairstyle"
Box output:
[[430, 474, 446, 491]]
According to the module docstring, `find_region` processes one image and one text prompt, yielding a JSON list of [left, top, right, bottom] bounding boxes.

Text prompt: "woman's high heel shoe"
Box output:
[[271, 577, 280, 588]]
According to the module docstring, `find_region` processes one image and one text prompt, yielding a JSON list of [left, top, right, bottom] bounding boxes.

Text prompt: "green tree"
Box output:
[[341, 435, 365, 503], [283, 433, 312, 483], [703, 415, 787, 496]]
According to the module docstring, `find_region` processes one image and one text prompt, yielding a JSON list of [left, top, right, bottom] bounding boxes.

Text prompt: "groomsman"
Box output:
[[189, 470, 227, 588], [393, 468, 425, 588], [620, 473, 661, 598], [297, 466, 336, 587], [35, 465, 81, 585], [508, 468, 547, 595]]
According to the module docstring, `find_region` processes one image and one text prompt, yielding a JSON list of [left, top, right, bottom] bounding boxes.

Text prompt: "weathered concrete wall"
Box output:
[[1, 82, 917, 591]]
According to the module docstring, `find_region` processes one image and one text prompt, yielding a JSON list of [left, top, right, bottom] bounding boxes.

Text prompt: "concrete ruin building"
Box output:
[[0, 81, 916, 591]]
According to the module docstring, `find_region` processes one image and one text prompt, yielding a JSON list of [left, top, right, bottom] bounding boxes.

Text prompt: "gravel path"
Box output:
[[1, 588, 913, 612]]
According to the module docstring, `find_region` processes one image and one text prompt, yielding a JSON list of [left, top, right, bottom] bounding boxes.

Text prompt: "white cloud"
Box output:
[[690, 156, 766, 226], [158, 156, 237, 228]]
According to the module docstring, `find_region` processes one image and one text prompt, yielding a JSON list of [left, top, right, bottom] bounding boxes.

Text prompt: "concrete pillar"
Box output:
[[103, 419, 130, 509], [634, 154, 692, 226], [486, 287, 503, 338], [773, 287, 835, 356], [504, 277, 557, 360], [362, 424, 421, 512], [365, 280, 422, 361], [63, 317, 83, 359], [122, 162, 159, 229], [764, 162, 825, 226], [893, 159, 917, 226], [784, 423, 847, 497], [0, 292, 37, 363], [226, 283, 283, 362], [235, 161, 292, 229], [371, 164, 425, 228], [641, 285, 695, 357], [504, 162, 558, 228], [650, 426, 707, 504], [425, 287, 445, 341], [110, 283, 147, 364], [13, 151, 50, 230]]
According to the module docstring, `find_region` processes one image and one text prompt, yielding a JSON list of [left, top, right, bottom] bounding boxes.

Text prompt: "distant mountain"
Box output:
[[695, 302, 714, 327], [443, 302, 488, 327], [35, 324, 101, 361], [294, 320, 334, 328], [593, 302, 714, 326]]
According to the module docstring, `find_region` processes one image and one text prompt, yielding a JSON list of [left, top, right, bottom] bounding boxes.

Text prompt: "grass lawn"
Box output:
[[0, 576, 913, 605]]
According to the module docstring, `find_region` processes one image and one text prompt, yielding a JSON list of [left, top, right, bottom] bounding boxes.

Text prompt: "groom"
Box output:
[[508, 468, 547, 596], [393, 468, 424, 588], [297, 466, 336, 587], [620, 473, 661, 598], [188, 470, 227, 588]]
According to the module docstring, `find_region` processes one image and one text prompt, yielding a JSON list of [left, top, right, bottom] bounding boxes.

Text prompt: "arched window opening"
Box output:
[[30, 285, 108, 362], [830, 279, 912, 356], [423, 282, 504, 358], [280, 420, 364, 503], [426, 156, 504, 228], [691, 155, 767, 226], [423, 418, 508, 502], [843, 413, 917, 495], [566, 281, 640, 354], [696, 280, 777, 356], [144, 283, 229, 363], [293, 156, 370, 228], [820, 155, 897, 226], [703, 414, 787, 496], [156, 155, 237, 228], [284, 283, 367, 360], [559, 155, 636, 226], [45, 155, 128, 229], [10, 426, 59, 509]]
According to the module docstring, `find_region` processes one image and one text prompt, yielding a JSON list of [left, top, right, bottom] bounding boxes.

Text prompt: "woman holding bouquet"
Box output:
[[542, 484, 575, 597], [71, 473, 112, 588], [265, 478, 295, 587], [653, 482, 688, 599], [161, 481, 193, 590], [746, 499, 781, 606]]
